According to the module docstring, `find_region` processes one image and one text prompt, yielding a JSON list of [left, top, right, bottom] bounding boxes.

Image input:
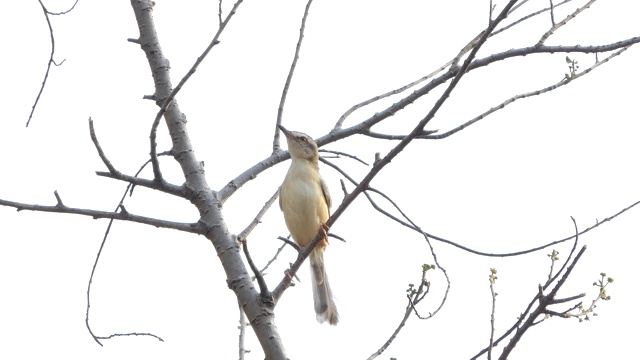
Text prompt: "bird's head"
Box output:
[[278, 125, 319, 161]]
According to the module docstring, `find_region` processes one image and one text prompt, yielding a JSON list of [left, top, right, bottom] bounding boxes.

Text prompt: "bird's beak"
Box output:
[[278, 124, 293, 139]]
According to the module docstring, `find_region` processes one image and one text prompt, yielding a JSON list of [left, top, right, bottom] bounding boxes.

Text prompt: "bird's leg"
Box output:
[[320, 223, 329, 244]]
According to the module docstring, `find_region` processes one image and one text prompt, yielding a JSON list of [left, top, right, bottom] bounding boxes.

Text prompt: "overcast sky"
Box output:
[[1, 1, 639, 359]]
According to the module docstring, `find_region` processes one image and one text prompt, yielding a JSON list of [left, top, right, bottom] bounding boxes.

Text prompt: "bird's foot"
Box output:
[[284, 263, 300, 286]]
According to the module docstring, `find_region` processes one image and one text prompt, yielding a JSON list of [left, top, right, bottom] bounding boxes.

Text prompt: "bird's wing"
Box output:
[[319, 176, 331, 215], [278, 185, 283, 210]]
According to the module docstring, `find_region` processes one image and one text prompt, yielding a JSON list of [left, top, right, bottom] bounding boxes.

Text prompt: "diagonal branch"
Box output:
[[497, 246, 587, 360], [537, 0, 597, 46], [89, 118, 187, 198], [273, 0, 519, 304], [218, 36, 640, 203], [274, 0, 314, 153], [145, 0, 245, 180], [429, 45, 630, 140]]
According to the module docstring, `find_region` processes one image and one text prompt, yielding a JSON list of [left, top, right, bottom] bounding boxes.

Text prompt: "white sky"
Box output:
[[1, 1, 639, 359]]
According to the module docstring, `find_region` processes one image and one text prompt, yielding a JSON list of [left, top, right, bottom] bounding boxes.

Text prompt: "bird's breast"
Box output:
[[281, 162, 329, 247]]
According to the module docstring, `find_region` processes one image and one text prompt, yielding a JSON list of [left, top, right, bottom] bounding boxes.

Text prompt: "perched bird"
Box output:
[[278, 125, 338, 325]]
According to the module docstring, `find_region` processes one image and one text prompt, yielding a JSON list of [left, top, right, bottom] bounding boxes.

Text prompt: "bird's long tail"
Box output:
[[310, 248, 339, 325]]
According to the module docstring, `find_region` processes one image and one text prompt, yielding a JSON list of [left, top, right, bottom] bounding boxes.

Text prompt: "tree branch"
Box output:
[[146, 0, 244, 181], [428, 45, 630, 140], [274, 0, 314, 153], [0, 194, 202, 233], [537, 0, 597, 46], [28, 0, 70, 127]]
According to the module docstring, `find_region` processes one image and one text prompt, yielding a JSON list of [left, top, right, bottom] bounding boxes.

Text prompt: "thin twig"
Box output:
[[28, 1, 66, 127], [86, 155, 171, 345], [238, 189, 279, 241], [497, 246, 587, 360], [361, 129, 438, 140], [319, 149, 369, 165], [0, 196, 201, 232], [430, 45, 630, 140], [321, 155, 454, 319], [95, 332, 164, 342], [537, 0, 597, 46], [274, 0, 314, 153], [366, 305, 412, 360], [238, 301, 249, 359], [148, 0, 244, 180], [46, 0, 80, 15], [259, 243, 287, 275], [333, 64, 450, 130], [89, 118, 187, 198], [241, 238, 269, 297], [488, 268, 498, 360], [277, 236, 300, 251]]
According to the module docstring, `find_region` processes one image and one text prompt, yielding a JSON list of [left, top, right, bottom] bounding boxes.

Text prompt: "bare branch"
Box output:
[[333, 64, 450, 130], [274, 0, 314, 153], [488, 268, 498, 360], [238, 302, 250, 359], [494, 0, 573, 36], [318, 149, 369, 166], [272, 224, 329, 302], [259, 243, 287, 276], [366, 305, 412, 360], [368, 264, 435, 360], [277, 236, 300, 252], [46, 0, 80, 15], [238, 189, 280, 241], [430, 45, 630, 140], [90, 118, 187, 198], [241, 238, 269, 298], [89, 118, 119, 174], [86, 151, 182, 345], [361, 129, 438, 140], [537, 0, 597, 46], [146, 0, 244, 180], [0, 196, 201, 233], [322, 155, 454, 323], [421, 199, 640, 258], [328, 1, 520, 235], [497, 246, 587, 360], [28, 0, 67, 127], [95, 332, 164, 342]]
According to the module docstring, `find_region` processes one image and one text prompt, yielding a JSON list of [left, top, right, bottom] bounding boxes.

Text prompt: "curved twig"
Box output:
[[85, 148, 174, 345], [28, 1, 65, 127]]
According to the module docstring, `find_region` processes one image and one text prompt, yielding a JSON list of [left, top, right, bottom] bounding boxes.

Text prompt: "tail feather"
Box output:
[[310, 249, 339, 325]]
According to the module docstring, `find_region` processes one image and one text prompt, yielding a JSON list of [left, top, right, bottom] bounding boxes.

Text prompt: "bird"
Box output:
[[278, 124, 339, 325]]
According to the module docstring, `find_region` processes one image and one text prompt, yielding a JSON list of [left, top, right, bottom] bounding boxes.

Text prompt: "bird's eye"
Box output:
[[299, 137, 307, 142]]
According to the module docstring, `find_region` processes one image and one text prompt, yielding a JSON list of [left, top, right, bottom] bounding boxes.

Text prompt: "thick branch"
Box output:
[[129, 2, 287, 359]]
